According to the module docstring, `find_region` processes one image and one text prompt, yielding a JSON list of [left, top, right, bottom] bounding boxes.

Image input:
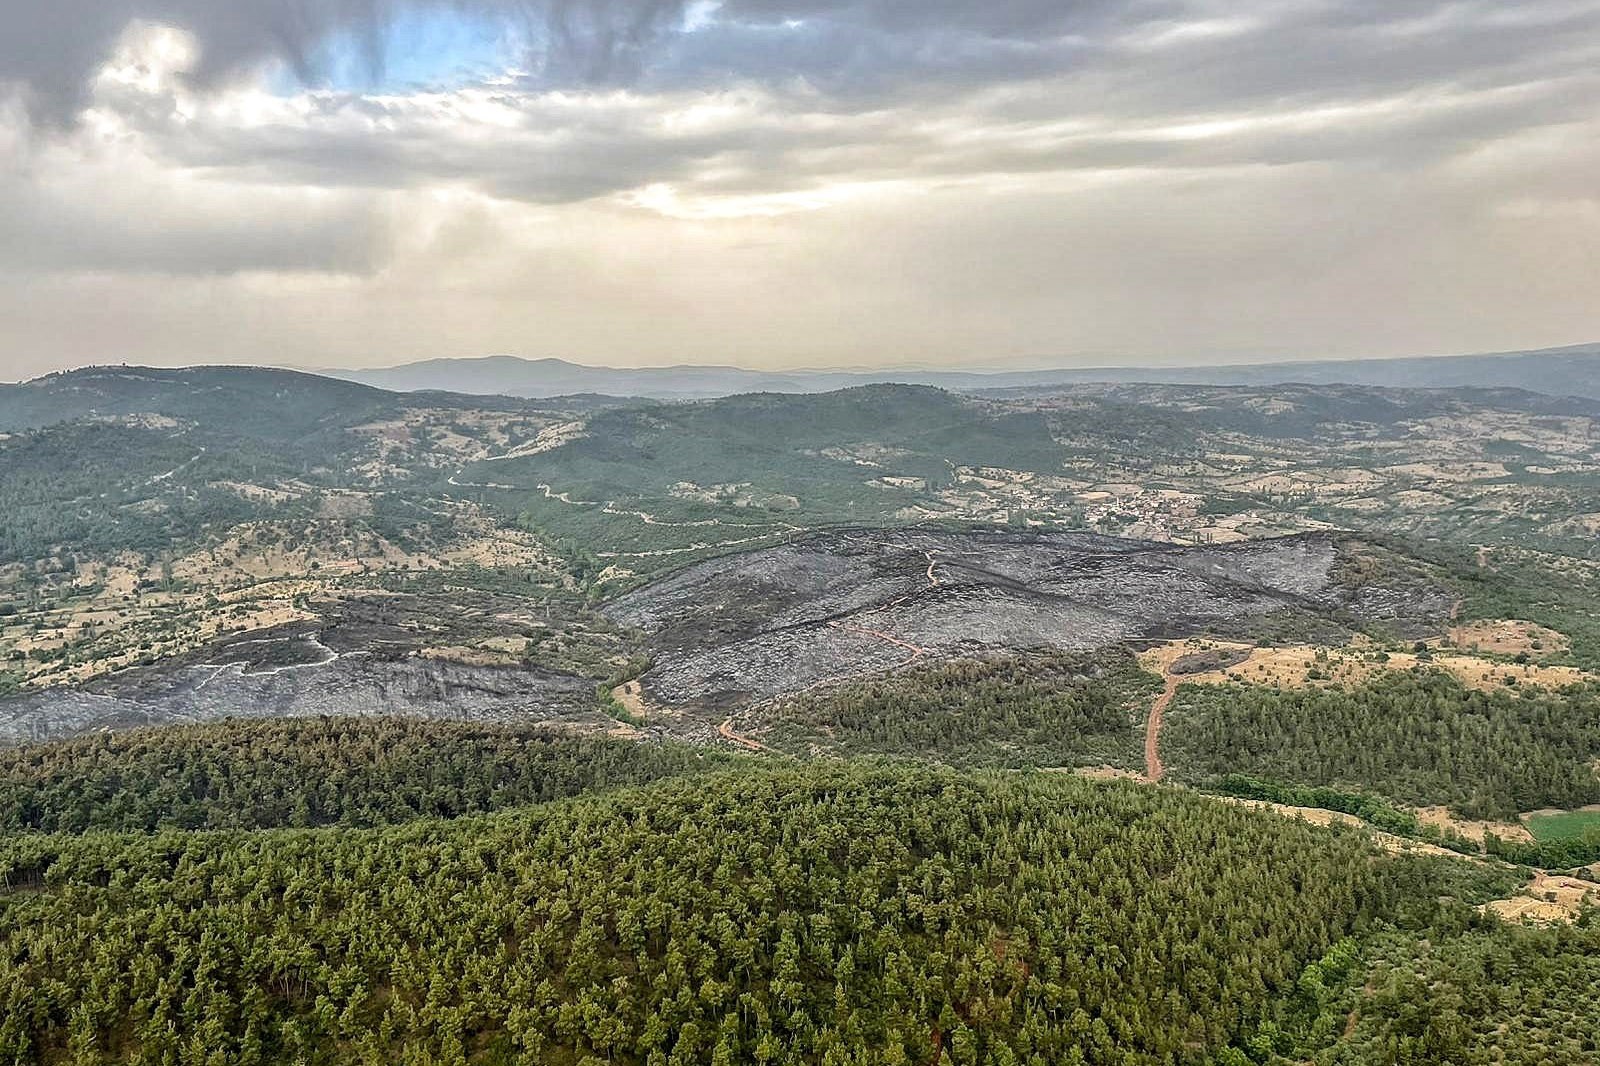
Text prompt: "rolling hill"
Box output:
[[323, 342, 1600, 400]]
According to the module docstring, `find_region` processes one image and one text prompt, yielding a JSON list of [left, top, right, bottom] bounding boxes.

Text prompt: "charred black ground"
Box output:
[[611, 527, 1450, 709]]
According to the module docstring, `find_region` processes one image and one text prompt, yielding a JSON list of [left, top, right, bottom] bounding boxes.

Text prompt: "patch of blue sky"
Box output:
[[266, 5, 524, 96], [681, 1, 723, 33]]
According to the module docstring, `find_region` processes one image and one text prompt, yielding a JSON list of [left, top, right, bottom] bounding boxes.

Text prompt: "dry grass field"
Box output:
[[1138, 632, 1587, 694]]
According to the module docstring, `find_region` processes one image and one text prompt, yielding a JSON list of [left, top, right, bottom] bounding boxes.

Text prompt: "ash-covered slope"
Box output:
[[608, 529, 1453, 707], [0, 626, 602, 745]]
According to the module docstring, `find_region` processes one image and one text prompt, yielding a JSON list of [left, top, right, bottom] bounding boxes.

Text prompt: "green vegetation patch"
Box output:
[[0, 720, 738, 833], [1404, 538, 1600, 671], [1525, 808, 1600, 845], [501, 385, 1069, 576], [764, 649, 1160, 769], [1161, 672, 1600, 821], [0, 762, 1423, 1065], [1218, 920, 1600, 1066]]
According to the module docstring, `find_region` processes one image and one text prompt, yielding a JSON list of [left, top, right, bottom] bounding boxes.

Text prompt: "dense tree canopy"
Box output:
[[0, 719, 736, 832], [1162, 672, 1600, 820], [0, 760, 1430, 1065], [768, 652, 1156, 770], [1216, 917, 1600, 1066]]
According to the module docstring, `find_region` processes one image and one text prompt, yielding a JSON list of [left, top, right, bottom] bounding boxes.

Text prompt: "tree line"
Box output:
[[768, 651, 1157, 770]]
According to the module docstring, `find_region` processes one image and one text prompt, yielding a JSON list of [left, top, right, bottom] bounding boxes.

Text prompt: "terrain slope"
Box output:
[[609, 528, 1452, 707]]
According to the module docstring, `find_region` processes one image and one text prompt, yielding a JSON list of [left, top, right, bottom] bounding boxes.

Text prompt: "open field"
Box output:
[[1483, 872, 1600, 923], [1415, 805, 1533, 846], [1138, 634, 1588, 694], [1524, 806, 1600, 844], [1450, 618, 1569, 658]]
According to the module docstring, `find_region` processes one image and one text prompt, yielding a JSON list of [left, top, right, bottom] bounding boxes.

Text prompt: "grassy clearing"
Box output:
[[1525, 807, 1600, 844]]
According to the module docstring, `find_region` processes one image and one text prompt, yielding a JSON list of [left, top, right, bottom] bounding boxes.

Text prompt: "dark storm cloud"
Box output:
[[0, 1, 390, 123], [0, 1, 1275, 120], [46, 0, 1585, 212]]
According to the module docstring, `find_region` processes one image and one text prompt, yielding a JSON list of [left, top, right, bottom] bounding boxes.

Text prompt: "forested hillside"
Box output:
[[762, 651, 1157, 769], [1283, 922, 1600, 1065], [1, 367, 1598, 1064], [1161, 672, 1600, 820], [0, 720, 737, 833], [0, 727, 1591, 1065], [0, 760, 1465, 1065]]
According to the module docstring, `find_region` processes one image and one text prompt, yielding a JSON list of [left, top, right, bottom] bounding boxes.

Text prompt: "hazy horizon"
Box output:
[[2, 337, 1596, 387], [3, 1, 1599, 379]]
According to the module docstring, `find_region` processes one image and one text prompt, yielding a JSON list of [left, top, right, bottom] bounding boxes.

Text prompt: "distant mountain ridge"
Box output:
[[324, 343, 1600, 400]]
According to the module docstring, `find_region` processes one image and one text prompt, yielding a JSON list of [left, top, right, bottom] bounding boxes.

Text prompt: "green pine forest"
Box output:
[[1162, 673, 1600, 822], [0, 718, 1594, 1065], [764, 652, 1158, 770]]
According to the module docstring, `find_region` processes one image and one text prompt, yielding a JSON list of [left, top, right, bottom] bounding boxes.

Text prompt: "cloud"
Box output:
[[13, 1, 1587, 120], [0, 0, 1595, 373], [0, 0, 710, 124], [0, 151, 393, 277]]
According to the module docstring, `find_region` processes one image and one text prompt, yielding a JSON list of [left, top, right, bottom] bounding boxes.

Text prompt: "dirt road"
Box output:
[[1144, 676, 1178, 783], [826, 620, 927, 669], [718, 715, 776, 753]]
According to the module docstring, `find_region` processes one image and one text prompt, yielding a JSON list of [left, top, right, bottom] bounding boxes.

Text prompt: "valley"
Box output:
[[7, 0, 1597, 1057], [1, 364, 1598, 1064], [4, 368, 1598, 831]]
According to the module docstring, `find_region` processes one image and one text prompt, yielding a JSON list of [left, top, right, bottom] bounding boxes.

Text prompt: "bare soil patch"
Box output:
[[611, 679, 659, 721], [718, 715, 776, 753], [1072, 765, 1144, 782], [1221, 797, 1465, 859], [419, 645, 526, 669], [1414, 805, 1534, 846], [1483, 873, 1600, 924], [1139, 640, 1587, 694], [1145, 677, 1176, 782], [1449, 619, 1569, 658]]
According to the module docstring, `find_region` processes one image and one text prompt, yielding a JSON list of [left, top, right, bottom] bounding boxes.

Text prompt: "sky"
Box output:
[[0, 0, 1597, 379]]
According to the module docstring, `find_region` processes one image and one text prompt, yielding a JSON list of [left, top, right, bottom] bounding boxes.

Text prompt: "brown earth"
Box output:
[[1145, 676, 1177, 783], [1449, 619, 1569, 658], [1072, 765, 1145, 782], [1138, 640, 1587, 694], [718, 715, 775, 753], [1483, 873, 1600, 924], [1415, 806, 1534, 846], [1223, 797, 1597, 926], [611, 679, 658, 721]]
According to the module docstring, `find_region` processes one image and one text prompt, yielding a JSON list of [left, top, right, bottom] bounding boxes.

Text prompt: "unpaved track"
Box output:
[[718, 715, 777, 753], [821, 548, 940, 668], [826, 620, 927, 670], [522, 481, 803, 560], [1144, 676, 1178, 782]]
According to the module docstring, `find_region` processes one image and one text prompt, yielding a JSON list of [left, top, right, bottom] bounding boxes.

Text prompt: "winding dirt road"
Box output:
[[826, 620, 927, 670], [820, 548, 941, 669]]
